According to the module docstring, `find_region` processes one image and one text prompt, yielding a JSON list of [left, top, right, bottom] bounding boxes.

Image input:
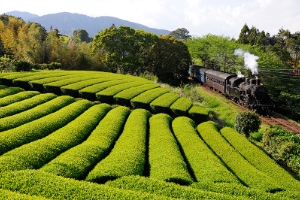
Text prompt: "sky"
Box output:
[[1, 0, 299, 39]]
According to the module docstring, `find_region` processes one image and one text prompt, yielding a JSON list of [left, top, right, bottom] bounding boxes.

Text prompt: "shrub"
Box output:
[[96, 81, 150, 104], [0, 95, 74, 132], [262, 125, 300, 176], [220, 126, 300, 191], [113, 84, 159, 107], [12, 60, 33, 72], [0, 99, 90, 155], [234, 111, 261, 137], [0, 91, 39, 107], [0, 93, 56, 118], [187, 104, 209, 124], [0, 103, 108, 172], [150, 92, 179, 114], [0, 170, 164, 199], [41, 106, 130, 180], [29, 74, 74, 92], [86, 109, 152, 183], [130, 87, 169, 110], [0, 87, 24, 98], [172, 117, 240, 184], [197, 121, 282, 192], [170, 97, 192, 117], [148, 113, 193, 185]]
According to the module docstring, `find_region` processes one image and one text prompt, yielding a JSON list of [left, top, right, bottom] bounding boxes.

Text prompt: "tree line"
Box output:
[[0, 15, 191, 85]]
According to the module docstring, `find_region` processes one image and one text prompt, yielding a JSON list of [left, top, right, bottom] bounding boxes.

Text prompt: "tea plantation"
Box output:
[[0, 70, 299, 199]]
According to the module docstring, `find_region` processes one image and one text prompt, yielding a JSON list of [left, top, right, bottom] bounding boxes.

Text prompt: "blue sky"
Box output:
[[1, 0, 299, 38]]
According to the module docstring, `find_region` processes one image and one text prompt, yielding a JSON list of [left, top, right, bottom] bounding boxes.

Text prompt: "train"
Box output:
[[188, 65, 274, 113]]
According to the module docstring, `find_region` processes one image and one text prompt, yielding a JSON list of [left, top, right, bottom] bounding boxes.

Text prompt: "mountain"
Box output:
[[6, 11, 170, 37], [5, 11, 39, 21]]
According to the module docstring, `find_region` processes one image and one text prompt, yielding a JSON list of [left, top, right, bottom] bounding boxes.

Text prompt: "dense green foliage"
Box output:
[[234, 111, 261, 137], [262, 125, 300, 176], [149, 113, 193, 185]]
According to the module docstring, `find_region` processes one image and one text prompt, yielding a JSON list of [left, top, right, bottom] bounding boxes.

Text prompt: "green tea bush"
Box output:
[[170, 97, 192, 117], [0, 170, 164, 200], [172, 117, 240, 184], [41, 106, 130, 180], [29, 74, 75, 92], [130, 87, 169, 110], [0, 95, 74, 132], [96, 81, 149, 104], [0, 87, 24, 98], [0, 188, 47, 200], [106, 176, 240, 200], [187, 104, 209, 124], [43, 75, 93, 95], [0, 99, 90, 155], [149, 113, 193, 185], [13, 72, 64, 90], [197, 121, 282, 192], [0, 85, 7, 89], [234, 111, 261, 137], [0, 93, 56, 118], [0, 103, 109, 172], [86, 109, 151, 183], [0, 72, 35, 86], [220, 127, 300, 191], [0, 91, 39, 107], [79, 80, 129, 101], [150, 92, 179, 114], [113, 84, 159, 107], [60, 77, 111, 97]]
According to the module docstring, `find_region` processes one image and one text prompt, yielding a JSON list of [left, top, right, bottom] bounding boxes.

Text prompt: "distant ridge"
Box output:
[[5, 11, 170, 37], [5, 11, 39, 21]]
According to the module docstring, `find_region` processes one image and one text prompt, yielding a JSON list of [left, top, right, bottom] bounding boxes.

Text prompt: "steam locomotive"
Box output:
[[188, 65, 274, 113]]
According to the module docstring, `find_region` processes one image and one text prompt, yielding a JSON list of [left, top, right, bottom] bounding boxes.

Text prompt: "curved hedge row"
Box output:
[[0, 99, 91, 155], [150, 92, 179, 114], [60, 77, 111, 97], [0, 87, 24, 98], [130, 87, 170, 110], [197, 121, 282, 192], [0, 188, 46, 200], [12, 72, 67, 90], [170, 97, 192, 117], [0, 95, 74, 132], [86, 109, 151, 183], [41, 106, 130, 180], [96, 81, 153, 104], [0, 170, 165, 200], [79, 80, 134, 101], [149, 113, 193, 185], [220, 127, 300, 191], [113, 84, 160, 107], [0, 72, 37, 86], [0, 93, 57, 118], [0, 103, 109, 173], [29, 74, 76, 92], [0, 91, 39, 107], [172, 117, 240, 184], [188, 104, 209, 124]]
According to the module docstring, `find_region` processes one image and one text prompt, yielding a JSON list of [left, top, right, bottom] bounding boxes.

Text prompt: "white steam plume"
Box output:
[[234, 48, 259, 75]]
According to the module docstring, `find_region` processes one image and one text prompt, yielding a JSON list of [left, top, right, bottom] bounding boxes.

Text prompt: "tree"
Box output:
[[169, 28, 191, 41], [92, 26, 158, 74], [72, 29, 92, 43], [147, 35, 191, 85], [237, 24, 249, 44], [234, 112, 261, 137]]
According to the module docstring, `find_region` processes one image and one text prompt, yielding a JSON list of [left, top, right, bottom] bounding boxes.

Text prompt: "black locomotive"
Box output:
[[189, 65, 274, 113]]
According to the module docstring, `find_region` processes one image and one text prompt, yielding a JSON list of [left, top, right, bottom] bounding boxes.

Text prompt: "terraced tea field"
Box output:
[[0, 70, 299, 199]]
